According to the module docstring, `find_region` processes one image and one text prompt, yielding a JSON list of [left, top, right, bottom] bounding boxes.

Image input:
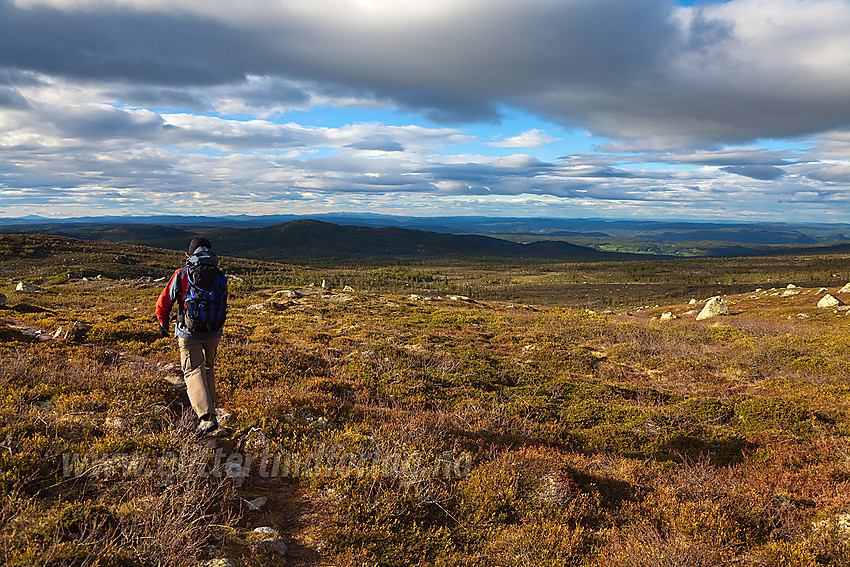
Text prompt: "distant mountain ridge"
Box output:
[[4, 213, 849, 245], [0, 218, 640, 262], [209, 220, 637, 261], [4, 214, 850, 259]]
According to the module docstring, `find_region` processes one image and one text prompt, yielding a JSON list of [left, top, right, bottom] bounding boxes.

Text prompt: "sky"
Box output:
[[1, 0, 849, 222]]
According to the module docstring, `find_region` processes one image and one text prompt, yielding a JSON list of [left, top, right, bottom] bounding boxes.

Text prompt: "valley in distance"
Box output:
[[0, 217, 849, 566]]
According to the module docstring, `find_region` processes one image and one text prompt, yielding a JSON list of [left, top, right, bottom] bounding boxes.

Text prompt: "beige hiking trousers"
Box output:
[[178, 336, 220, 418]]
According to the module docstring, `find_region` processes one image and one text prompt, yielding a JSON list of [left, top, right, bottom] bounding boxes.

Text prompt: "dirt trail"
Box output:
[[0, 315, 333, 566]]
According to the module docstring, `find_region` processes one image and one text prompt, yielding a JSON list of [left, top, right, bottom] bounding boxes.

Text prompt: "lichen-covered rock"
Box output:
[[817, 294, 844, 308], [215, 408, 237, 426], [15, 282, 44, 292], [696, 296, 729, 320], [275, 289, 301, 298]]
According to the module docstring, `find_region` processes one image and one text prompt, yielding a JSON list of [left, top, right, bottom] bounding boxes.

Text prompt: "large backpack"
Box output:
[[180, 262, 227, 333]]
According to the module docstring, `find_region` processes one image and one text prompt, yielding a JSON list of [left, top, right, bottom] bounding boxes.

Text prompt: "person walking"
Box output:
[[156, 237, 228, 435]]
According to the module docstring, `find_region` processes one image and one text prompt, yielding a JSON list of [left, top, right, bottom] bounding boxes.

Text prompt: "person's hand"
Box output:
[[158, 323, 169, 338]]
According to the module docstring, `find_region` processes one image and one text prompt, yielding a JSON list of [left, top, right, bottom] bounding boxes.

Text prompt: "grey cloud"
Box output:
[[807, 165, 850, 183], [0, 87, 29, 109], [166, 124, 303, 151], [345, 134, 404, 152], [1, 0, 848, 145], [0, 0, 258, 86], [721, 165, 785, 180], [397, 92, 501, 125], [415, 163, 527, 184], [654, 149, 796, 167], [551, 165, 634, 178], [0, 68, 45, 88], [113, 88, 211, 112], [42, 105, 166, 141], [680, 7, 735, 52], [231, 78, 311, 110]]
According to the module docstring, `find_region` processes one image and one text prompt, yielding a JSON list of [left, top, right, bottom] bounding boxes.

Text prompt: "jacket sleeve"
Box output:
[[155, 268, 185, 325]]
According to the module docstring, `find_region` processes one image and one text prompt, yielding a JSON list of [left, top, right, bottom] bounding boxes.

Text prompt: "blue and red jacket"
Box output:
[[156, 247, 227, 339]]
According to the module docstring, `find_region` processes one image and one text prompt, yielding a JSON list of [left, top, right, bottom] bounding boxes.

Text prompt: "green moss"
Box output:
[[734, 397, 814, 435], [708, 325, 753, 345]]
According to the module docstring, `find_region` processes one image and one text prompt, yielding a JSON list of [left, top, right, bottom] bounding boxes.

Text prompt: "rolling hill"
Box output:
[[2, 219, 643, 262], [208, 219, 640, 261]]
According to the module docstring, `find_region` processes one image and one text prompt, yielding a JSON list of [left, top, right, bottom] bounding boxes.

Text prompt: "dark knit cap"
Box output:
[[188, 237, 212, 255]]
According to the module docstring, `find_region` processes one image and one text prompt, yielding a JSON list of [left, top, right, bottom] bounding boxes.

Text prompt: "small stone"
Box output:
[[246, 303, 265, 311], [253, 526, 278, 535], [818, 294, 844, 308], [246, 496, 268, 511], [689, 298, 697, 304], [781, 289, 801, 297], [660, 312, 677, 321], [342, 285, 355, 292], [215, 408, 237, 426], [838, 283, 850, 294], [321, 279, 333, 289], [787, 283, 798, 289]]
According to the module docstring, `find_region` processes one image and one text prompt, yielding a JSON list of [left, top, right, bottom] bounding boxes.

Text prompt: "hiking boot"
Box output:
[[196, 413, 218, 435]]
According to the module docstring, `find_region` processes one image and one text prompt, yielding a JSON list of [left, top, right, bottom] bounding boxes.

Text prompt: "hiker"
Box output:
[[156, 237, 228, 435]]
